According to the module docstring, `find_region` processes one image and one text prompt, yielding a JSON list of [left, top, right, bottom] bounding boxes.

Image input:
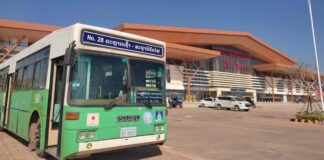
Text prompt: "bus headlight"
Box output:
[[79, 132, 86, 140], [88, 131, 95, 139]]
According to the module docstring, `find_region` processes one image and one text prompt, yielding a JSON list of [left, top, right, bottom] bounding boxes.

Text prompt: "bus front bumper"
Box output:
[[74, 133, 166, 157]]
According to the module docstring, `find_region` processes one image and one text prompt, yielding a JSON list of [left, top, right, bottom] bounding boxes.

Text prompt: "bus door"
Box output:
[[47, 58, 64, 147], [2, 73, 12, 128]]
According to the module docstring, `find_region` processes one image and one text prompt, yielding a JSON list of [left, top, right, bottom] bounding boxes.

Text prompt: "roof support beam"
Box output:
[[0, 35, 26, 62]]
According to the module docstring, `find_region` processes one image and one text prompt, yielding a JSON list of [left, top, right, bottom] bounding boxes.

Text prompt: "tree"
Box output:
[[169, 59, 203, 102], [286, 63, 323, 113]]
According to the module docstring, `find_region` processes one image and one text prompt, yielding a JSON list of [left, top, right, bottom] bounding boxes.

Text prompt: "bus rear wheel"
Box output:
[[29, 120, 47, 158]]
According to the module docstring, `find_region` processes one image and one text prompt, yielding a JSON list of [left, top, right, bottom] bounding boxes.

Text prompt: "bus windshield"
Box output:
[[68, 52, 165, 106], [129, 59, 165, 105]]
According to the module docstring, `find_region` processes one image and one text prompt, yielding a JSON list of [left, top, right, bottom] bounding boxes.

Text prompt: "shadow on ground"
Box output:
[[2, 130, 162, 160], [74, 145, 162, 160]]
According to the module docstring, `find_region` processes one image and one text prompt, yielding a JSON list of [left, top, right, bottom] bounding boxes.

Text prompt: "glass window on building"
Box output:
[[296, 83, 301, 93], [277, 80, 284, 92], [287, 81, 292, 93], [210, 45, 266, 75]]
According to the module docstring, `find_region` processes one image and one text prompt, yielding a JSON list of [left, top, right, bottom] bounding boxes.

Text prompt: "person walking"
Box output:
[[246, 97, 256, 108]]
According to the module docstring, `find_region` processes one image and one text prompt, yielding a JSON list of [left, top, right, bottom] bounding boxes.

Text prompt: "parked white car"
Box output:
[[215, 95, 251, 111], [199, 97, 216, 108]]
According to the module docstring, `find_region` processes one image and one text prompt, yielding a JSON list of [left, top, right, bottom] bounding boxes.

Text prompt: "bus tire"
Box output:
[[29, 120, 47, 158], [35, 120, 47, 158], [28, 122, 37, 151]]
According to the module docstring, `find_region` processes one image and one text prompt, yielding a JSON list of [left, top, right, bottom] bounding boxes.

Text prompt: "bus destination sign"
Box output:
[[81, 30, 164, 57]]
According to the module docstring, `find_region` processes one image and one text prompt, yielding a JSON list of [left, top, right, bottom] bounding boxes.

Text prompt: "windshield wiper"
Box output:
[[105, 93, 123, 110]]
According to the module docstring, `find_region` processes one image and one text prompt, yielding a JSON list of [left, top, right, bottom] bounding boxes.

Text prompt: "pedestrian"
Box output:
[[246, 97, 256, 108]]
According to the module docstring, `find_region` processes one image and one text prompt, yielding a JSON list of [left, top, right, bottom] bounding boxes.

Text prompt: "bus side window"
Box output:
[[33, 62, 41, 89], [11, 72, 17, 91], [39, 59, 48, 89], [25, 64, 34, 90], [21, 67, 28, 90], [0, 75, 3, 92], [16, 69, 24, 91]]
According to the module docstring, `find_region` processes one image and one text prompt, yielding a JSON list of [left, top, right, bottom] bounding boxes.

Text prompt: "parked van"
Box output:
[[215, 95, 251, 111]]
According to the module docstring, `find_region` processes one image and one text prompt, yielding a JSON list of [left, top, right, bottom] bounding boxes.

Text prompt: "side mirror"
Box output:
[[167, 68, 171, 83], [64, 41, 77, 66]]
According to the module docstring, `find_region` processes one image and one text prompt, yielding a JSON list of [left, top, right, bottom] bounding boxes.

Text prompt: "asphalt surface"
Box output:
[[1, 103, 324, 160]]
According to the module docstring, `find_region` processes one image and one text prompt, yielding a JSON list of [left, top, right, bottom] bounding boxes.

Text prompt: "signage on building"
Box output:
[[230, 87, 246, 93], [81, 30, 164, 57], [218, 50, 254, 73], [220, 50, 250, 61]]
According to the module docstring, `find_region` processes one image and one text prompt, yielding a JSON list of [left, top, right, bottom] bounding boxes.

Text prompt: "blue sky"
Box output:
[[2, 0, 324, 72]]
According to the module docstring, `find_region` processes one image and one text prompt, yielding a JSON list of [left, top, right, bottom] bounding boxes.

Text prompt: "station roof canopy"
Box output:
[[254, 63, 295, 73], [116, 24, 297, 65], [254, 63, 324, 78], [0, 20, 298, 66], [0, 19, 61, 43], [166, 42, 220, 61]]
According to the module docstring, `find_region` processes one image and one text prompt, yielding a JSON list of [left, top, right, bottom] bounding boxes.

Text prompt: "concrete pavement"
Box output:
[[1, 103, 324, 160]]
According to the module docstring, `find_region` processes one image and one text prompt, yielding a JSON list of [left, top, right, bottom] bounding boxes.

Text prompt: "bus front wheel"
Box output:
[[29, 120, 47, 158]]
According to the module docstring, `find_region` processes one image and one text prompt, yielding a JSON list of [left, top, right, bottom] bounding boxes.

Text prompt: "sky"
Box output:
[[2, 0, 324, 72]]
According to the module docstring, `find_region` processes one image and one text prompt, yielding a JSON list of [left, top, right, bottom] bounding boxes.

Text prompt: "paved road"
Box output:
[[1, 103, 324, 160], [0, 131, 188, 160], [164, 104, 324, 160]]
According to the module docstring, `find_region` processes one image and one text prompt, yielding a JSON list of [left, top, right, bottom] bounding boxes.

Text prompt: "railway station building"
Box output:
[[1, 19, 323, 103]]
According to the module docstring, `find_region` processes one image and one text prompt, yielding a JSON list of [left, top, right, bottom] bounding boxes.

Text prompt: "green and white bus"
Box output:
[[0, 23, 167, 159]]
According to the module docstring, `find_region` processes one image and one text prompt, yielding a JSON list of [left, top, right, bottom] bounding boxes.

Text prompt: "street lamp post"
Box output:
[[307, 0, 324, 111]]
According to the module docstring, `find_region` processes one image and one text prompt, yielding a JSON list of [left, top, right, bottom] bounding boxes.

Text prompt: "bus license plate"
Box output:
[[120, 127, 137, 138]]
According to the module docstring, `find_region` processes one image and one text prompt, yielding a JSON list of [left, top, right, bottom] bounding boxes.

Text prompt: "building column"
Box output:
[[253, 91, 257, 102], [216, 89, 222, 97], [283, 95, 287, 103]]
